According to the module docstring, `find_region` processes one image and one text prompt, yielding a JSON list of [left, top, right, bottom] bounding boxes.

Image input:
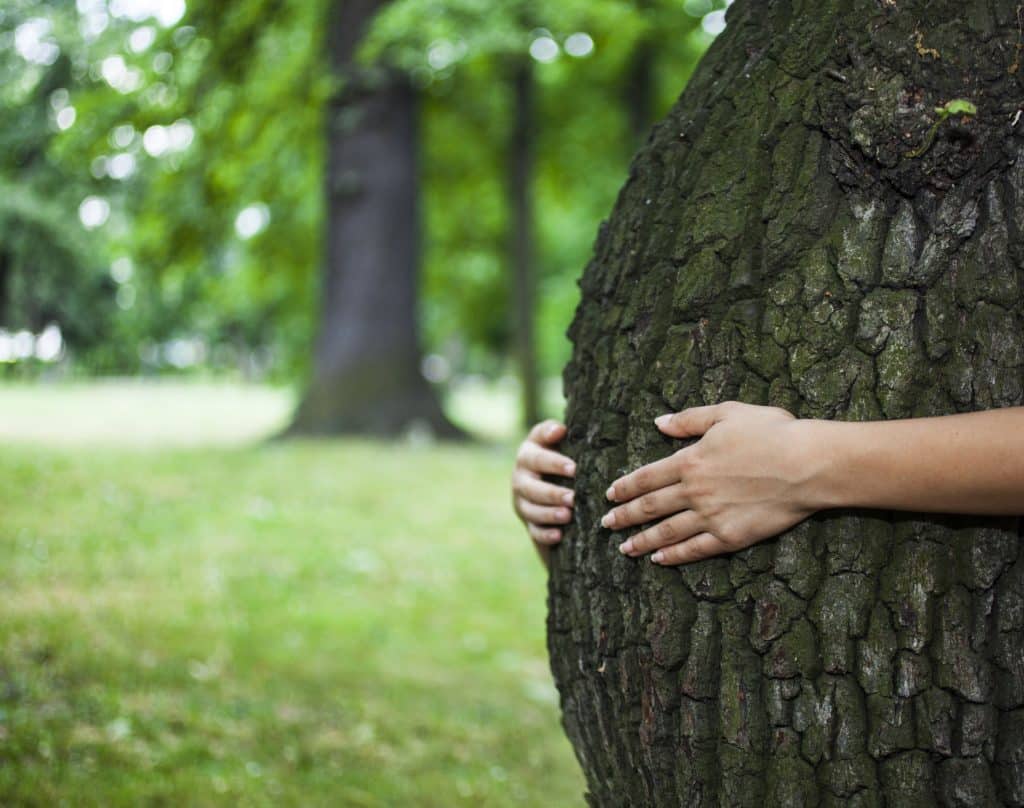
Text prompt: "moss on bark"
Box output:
[[549, 0, 1024, 804]]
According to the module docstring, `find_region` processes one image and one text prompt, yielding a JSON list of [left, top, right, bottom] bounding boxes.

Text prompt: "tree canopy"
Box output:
[[2, 0, 723, 391]]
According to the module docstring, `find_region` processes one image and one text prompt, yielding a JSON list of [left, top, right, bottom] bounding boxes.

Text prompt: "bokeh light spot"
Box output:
[[79, 196, 110, 229], [529, 36, 559, 64], [56, 107, 77, 131], [564, 33, 594, 58], [15, 18, 60, 65], [235, 204, 270, 239], [702, 10, 727, 35], [34, 325, 64, 362], [111, 257, 134, 284], [108, 153, 137, 180], [129, 26, 156, 53], [108, 0, 186, 28]]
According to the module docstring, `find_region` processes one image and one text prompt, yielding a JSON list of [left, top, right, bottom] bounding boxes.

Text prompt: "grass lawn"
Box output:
[[0, 381, 584, 806]]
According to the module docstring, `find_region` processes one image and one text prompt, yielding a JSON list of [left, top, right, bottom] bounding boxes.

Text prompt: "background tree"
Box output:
[[549, 0, 1024, 804], [329, 0, 715, 426], [0, 2, 116, 364], [288, 0, 459, 437], [3, 0, 719, 429], [2, 0, 331, 374], [508, 53, 540, 428]]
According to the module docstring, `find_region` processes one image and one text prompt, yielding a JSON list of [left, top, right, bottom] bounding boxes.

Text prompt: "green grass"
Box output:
[[0, 382, 584, 806], [0, 375, 564, 447], [0, 379, 294, 447]]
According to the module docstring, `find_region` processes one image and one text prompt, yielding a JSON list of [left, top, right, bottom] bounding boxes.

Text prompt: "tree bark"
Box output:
[[288, 0, 461, 438], [549, 1, 1024, 805], [510, 60, 541, 430]]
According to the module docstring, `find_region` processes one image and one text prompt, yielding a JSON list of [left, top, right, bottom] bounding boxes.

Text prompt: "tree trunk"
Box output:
[[549, 1, 1024, 805], [288, 0, 461, 438], [625, 42, 655, 148], [510, 60, 541, 430], [625, 6, 655, 149], [0, 250, 8, 327]]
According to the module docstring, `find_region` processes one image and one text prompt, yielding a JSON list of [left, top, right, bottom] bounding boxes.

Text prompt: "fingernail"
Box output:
[[655, 415, 672, 427], [651, 551, 664, 563], [557, 508, 570, 521], [562, 491, 574, 506], [563, 461, 576, 476], [546, 424, 558, 438], [601, 512, 614, 528], [618, 540, 632, 554], [605, 485, 616, 501], [548, 529, 561, 542]]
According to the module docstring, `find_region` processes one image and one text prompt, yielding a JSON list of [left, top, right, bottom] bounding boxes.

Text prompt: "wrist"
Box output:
[[789, 418, 851, 512]]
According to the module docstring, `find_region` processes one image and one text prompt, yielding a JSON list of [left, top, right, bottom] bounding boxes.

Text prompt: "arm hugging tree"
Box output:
[[549, 1, 1024, 804]]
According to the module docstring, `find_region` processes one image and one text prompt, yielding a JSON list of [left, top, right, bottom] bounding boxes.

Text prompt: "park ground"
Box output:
[[0, 380, 584, 806]]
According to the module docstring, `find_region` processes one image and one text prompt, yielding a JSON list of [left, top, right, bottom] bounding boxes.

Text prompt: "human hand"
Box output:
[[602, 402, 816, 565], [512, 420, 576, 549]]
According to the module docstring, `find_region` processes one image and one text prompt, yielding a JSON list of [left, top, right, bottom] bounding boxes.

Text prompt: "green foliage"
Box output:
[[2, 0, 330, 376], [373, 0, 717, 375], [0, 2, 117, 366], [75, 0, 331, 378], [905, 98, 978, 159], [0, 184, 115, 348], [936, 98, 977, 118], [2, 0, 720, 380]]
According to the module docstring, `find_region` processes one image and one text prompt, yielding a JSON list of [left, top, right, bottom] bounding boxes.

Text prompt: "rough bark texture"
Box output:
[[549, 1, 1024, 805], [289, 0, 461, 438]]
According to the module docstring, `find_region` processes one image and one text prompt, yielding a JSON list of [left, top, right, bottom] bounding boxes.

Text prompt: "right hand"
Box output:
[[512, 420, 576, 547]]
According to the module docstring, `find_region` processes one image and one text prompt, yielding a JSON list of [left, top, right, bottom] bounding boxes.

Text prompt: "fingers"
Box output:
[[527, 419, 567, 447], [516, 421, 574, 551], [601, 483, 689, 530], [617, 509, 703, 556], [654, 402, 732, 439], [513, 470, 574, 507], [528, 523, 563, 546], [516, 498, 572, 527], [517, 440, 576, 477], [606, 452, 683, 502], [651, 532, 727, 565]]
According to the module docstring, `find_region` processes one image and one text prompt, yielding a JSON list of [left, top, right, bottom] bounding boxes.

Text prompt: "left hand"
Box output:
[[601, 401, 816, 565]]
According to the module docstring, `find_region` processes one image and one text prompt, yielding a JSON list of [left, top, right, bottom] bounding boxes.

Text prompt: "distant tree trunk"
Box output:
[[625, 41, 654, 147], [289, 0, 461, 438], [549, 1, 1024, 805], [509, 60, 541, 430], [0, 251, 8, 326], [625, 1, 655, 149]]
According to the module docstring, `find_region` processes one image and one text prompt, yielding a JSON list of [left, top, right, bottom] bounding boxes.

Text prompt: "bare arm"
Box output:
[[802, 407, 1024, 514], [603, 402, 1024, 566]]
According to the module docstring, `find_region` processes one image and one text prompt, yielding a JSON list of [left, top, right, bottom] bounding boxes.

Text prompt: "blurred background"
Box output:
[[1, 0, 722, 803]]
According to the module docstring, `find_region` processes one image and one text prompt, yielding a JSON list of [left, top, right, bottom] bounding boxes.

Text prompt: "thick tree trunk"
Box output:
[[288, 0, 461, 438], [510, 60, 541, 430], [549, 1, 1024, 805]]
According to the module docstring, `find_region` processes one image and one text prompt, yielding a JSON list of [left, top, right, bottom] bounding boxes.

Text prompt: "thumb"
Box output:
[[655, 404, 728, 438]]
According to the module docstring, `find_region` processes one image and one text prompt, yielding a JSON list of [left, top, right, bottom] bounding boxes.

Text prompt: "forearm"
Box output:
[[802, 407, 1024, 515]]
